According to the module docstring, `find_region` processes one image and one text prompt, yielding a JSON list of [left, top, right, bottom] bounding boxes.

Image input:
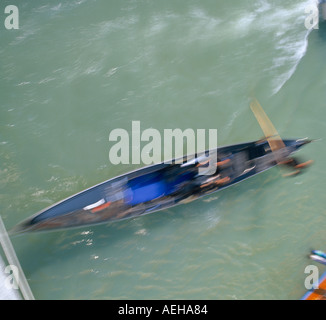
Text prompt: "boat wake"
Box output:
[[269, 0, 318, 95]]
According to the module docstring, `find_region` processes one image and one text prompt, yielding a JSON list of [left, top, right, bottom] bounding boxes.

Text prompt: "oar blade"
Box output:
[[250, 98, 286, 152]]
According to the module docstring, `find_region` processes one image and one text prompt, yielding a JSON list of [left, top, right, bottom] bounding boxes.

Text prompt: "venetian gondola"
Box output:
[[12, 100, 313, 233]]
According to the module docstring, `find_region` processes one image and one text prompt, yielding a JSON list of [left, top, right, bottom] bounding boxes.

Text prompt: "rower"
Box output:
[[216, 158, 231, 166], [196, 157, 231, 168], [200, 174, 230, 189], [279, 157, 314, 177]]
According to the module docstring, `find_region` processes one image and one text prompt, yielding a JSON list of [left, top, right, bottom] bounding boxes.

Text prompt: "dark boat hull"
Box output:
[[12, 138, 309, 233]]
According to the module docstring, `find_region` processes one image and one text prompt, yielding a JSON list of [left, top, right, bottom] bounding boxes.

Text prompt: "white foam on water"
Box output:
[[172, 1, 314, 97], [264, 0, 316, 94], [271, 30, 311, 95], [232, 0, 314, 95]]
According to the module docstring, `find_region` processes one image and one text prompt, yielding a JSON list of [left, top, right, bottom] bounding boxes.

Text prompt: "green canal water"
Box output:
[[0, 0, 325, 299]]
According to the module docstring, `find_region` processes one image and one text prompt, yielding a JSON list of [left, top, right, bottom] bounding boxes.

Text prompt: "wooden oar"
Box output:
[[250, 98, 285, 153], [250, 98, 300, 176]]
